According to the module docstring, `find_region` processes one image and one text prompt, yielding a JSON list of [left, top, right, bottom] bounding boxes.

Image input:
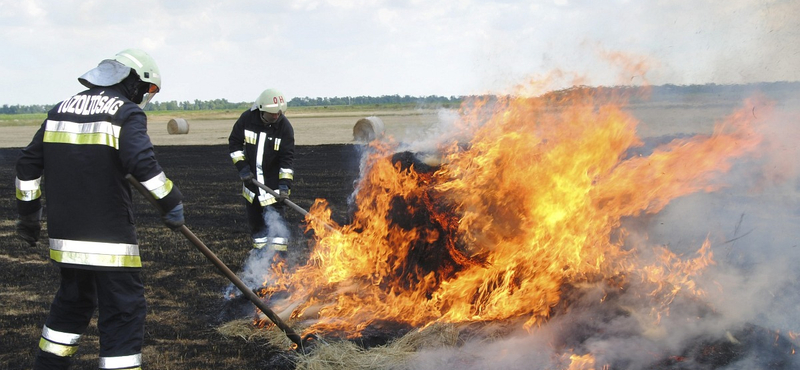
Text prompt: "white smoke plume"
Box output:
[[224, 206, 290, 297]]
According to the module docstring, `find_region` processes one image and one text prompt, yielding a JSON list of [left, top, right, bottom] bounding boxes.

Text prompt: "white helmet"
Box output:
[[112, 48, 161, 92], [78, 48, 161, 108], [251, 88, 288, 114]]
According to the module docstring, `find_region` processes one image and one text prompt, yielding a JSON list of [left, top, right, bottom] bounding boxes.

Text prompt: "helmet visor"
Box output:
[[138, 83, 158, 109]]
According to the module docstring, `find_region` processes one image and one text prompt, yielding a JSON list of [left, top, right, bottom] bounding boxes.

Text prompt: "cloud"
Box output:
[[0, 0, 797, 105]]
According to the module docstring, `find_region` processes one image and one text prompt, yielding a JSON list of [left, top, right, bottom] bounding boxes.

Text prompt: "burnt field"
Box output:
[[0, 144, 361, 369]]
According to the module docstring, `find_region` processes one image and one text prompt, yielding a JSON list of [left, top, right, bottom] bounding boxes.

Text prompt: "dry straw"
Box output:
[[217, 320, 462, 370]]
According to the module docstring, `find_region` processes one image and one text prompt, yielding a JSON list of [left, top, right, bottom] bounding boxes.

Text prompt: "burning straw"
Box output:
[[220, 82, 800, 368]]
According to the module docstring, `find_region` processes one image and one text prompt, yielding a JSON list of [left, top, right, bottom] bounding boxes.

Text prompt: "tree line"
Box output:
[[6, 82, 795, 115], [1, 95, 463, 114]]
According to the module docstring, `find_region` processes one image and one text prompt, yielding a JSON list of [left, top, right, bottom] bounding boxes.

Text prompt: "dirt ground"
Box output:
[[0, 110, 443, 148], [0, 143, 361, 369]]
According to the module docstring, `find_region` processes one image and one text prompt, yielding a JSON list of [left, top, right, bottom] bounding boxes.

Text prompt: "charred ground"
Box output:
[[0, 144, 361, 370]]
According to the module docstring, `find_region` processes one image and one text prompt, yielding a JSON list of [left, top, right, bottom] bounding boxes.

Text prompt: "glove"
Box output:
[[239, 167, 254, 183], [278, 184, 290, 202], [16, 209, 42, 246], [162, 203, 185, 230]]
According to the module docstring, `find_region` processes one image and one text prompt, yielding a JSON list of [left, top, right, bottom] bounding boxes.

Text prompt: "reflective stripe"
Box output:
[[140, 172, 174, 200], [270, 237, 288, 245], [274, 137, 282, 151], [254, 132, 272, 205], [50, 239, 142, 268], [119, 52, 144, 68], [270, 237, 288, 251], [279, 168, 294, 180], [264, 102, 281, 109], [16, 176, 42, 201], [244, 130, 257, 145], [242, 184, 276, 206], [100, 353, 142, 369], [42, 325, 81, 345], [253, 237, 288, 251], [43, 120, 121, 149], [40, 337, 79, 357], [230, 150, 245, 164]]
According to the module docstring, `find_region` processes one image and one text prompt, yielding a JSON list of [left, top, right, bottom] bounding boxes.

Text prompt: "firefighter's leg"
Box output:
[[246, 200, 268, 249], [264, 205, 290, 254], [95, 270, 145, 370], [34, 268, 97, 370]]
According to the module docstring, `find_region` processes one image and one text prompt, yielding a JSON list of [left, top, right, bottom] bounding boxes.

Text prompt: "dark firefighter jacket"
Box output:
[[15, 86, 183, 270], [228, 108, 295, 206]]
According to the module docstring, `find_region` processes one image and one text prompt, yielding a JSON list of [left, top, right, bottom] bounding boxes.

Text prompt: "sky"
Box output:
[[1, 0, 798, 105]]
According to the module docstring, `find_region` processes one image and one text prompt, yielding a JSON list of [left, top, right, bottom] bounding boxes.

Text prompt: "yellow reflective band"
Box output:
[[274, 138, 282, 151], [43, 120, 121, 149], [243, 187, 256, 203], [230, 150, 245, 164], [99, 353, 142, 369], [40, 337, 79, 357], [279, 168, 294, 180], [43, 131, 119, 148], [16, 188, 42, 201], [271, 244, 288, 251], [141, 172, 174, 200], [50, 239, 141, 268], [50, 250, 142, 268], [244, 130, 257, 145], [242, 185, 276, 206]]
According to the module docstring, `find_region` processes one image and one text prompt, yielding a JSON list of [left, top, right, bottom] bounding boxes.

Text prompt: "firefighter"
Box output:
[[14, 48, 184, 370], [228, 88, 295, 259]]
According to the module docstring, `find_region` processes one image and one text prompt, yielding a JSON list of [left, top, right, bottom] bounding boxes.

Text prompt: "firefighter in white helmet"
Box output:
[[228, 88, 295, 262], [15, 48, 184, 370]]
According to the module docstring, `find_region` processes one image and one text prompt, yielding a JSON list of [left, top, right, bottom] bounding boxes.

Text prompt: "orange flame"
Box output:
[[566, 353, 600, 370], [262, 87, 767, 337]]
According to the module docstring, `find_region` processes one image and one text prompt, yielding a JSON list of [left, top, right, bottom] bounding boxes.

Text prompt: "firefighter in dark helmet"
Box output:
[[15, 48, 184, 370], [228, 88, 295, 261]]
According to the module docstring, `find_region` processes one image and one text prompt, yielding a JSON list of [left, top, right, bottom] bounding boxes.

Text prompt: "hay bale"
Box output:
[[353, 116, 385, 142], [167, 118, 189, 134]]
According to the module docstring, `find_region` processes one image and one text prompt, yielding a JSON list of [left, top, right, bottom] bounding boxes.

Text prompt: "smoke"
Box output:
[[224, 206, 290, 297], [388, 88, 800, 369]]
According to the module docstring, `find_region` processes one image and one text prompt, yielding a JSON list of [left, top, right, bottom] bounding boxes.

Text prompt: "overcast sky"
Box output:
[[1, 0, 797, 105]]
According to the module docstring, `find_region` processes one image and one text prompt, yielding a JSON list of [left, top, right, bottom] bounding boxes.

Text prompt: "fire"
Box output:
[[566, 353, 600, 370], [262, 86, 766, 338]]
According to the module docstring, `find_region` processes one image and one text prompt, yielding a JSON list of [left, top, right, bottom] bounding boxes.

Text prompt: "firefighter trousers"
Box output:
[[34, 267, 146, 370], [245, 201, 291, 252]]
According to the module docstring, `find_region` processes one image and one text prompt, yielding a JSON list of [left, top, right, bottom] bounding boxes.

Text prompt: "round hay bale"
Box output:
[[353, 116, 385, 142], [167, 118, 189, 135]]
